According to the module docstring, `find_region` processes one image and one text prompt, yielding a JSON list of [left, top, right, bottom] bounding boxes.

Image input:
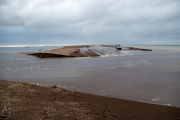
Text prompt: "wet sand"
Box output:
[[126, 47, 152, 51], [1, 79, 180, 120]]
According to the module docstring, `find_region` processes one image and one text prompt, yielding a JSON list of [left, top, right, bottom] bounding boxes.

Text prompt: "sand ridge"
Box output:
[[29, 45, 101, 58]]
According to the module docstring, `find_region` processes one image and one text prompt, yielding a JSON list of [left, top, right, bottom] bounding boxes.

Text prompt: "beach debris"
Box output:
[[0, 108, 6, 118]]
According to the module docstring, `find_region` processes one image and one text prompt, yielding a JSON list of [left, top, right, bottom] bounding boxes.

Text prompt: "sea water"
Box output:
[[0, 45, 180, 107]]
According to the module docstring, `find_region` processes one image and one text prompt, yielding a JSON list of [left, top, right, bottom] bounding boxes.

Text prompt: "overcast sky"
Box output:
[[0, 0, 180, 45]]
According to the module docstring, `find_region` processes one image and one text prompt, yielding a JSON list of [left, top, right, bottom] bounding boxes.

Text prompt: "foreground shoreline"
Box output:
[[0, 80, 180, 120]]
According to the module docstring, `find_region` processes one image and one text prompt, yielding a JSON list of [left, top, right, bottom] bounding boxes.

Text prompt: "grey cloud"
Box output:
[[0, 0, 180, 45]]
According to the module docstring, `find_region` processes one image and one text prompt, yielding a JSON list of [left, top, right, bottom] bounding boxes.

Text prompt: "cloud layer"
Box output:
[[0, 0, 180, 45]]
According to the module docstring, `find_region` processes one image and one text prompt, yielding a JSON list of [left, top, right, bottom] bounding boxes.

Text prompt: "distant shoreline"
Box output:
[[0, 44, 179, 48]]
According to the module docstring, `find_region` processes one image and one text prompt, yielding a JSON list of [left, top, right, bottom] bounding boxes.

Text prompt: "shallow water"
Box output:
[[0, 45, 180, 107]]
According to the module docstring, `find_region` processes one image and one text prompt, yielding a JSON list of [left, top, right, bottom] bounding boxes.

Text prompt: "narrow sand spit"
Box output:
[[28, 45, 152, 58], [0, 80, 180, 120], [126, 47, 152, 51], [29, 45, 101, 58]]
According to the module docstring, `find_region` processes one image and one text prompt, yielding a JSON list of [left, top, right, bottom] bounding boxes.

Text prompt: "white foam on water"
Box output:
[[0, 44, 83, 48], [152, 98, 160, 101], [62, 86, 67, 89], [100, 55, 110, 57], [0, 45, 62, 48], [166, 104, 171, 106]]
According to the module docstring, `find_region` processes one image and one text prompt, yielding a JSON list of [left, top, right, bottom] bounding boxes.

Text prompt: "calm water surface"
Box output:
[[0, 45, 180, 107]]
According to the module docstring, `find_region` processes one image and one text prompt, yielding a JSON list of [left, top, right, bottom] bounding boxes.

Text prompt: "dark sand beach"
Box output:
[[1, 79, 180, 120]]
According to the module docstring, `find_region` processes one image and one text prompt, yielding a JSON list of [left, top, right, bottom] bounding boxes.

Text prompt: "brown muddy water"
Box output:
[[0, 45, 180, 107]]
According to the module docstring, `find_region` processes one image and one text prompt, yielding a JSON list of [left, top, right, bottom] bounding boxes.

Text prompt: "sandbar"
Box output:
[[28, 45, 152, 58]]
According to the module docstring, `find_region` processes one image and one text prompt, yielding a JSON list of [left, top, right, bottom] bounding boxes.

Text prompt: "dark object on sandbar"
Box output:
[[115, 44, 122, 50], [50, 85, 57, 88], [0, 115, 6, 118], [39, 50, 42, 51]]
